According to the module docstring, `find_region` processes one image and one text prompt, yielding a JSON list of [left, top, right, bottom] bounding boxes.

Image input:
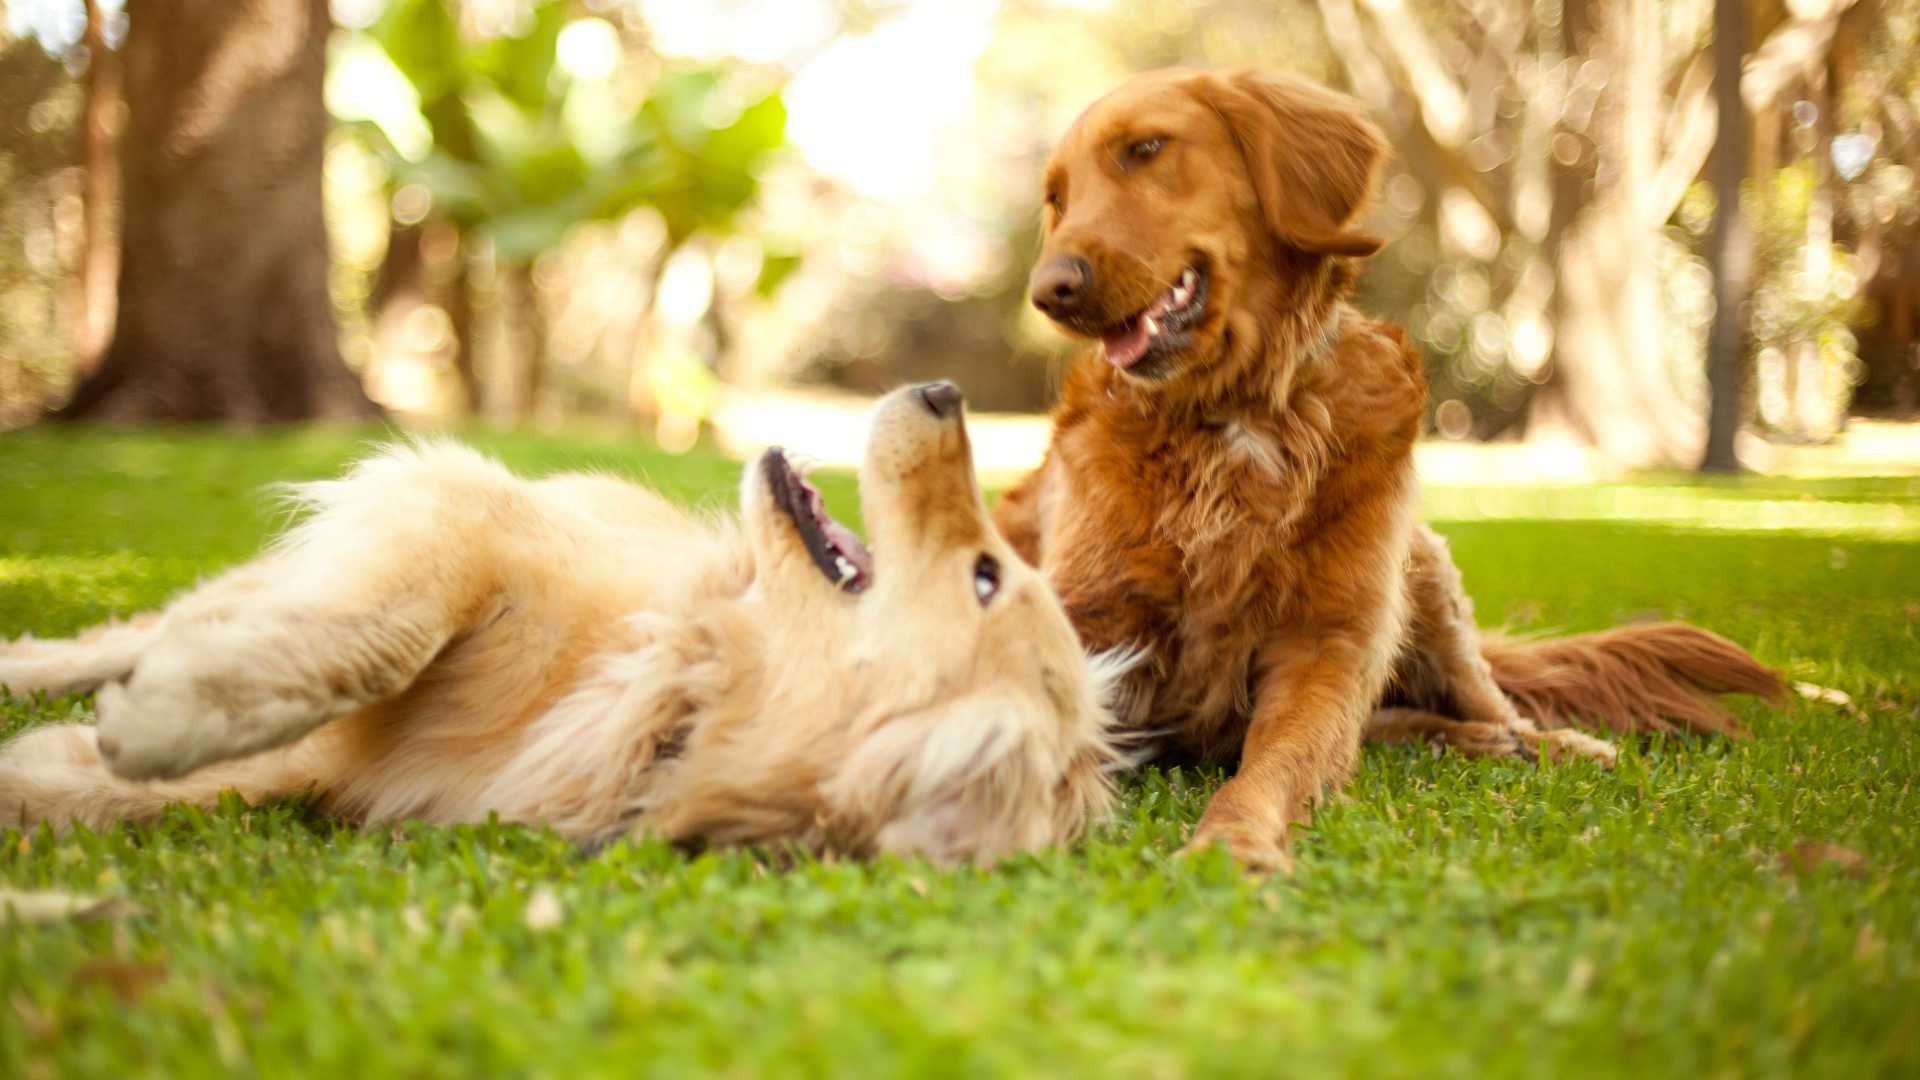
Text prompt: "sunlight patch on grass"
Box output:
[[0, 553, 193, 603], [0, 554, 164, 585], [1425, 486, 1920, 537]]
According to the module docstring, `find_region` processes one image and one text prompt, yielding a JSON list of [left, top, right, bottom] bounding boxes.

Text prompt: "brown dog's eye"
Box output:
[[1127, 137, 1165, 164], [973, 554, 1001, 606], [1044, 189, 1064, 214]]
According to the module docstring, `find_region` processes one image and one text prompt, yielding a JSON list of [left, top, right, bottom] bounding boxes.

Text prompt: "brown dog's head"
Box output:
[[1030, 68, 1387, 384]]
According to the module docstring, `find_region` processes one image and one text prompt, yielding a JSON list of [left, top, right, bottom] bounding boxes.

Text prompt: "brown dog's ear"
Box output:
[[1196, 70, 1388, 259]]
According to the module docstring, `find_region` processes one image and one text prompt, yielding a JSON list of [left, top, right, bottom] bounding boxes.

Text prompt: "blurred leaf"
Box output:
[[644, 69, 726, 152], [756, 251, 803, 298], [493, 202, 588, 262], [370, 0, 462, 104], [339, 0, 787, 264], [468, 3, 567, 113]]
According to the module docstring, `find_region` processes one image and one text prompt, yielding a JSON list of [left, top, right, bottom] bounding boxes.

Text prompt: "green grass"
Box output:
[[1, 426, 1916, 1078]]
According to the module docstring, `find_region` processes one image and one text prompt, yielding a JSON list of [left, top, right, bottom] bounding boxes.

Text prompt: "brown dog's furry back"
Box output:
[[1483, 623, 1784, 738]]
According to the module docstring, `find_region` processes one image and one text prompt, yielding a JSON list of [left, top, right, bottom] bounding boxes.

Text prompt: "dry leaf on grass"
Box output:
[[523, 887, 565, 931], [1779, 841, 1869, 878], [71, 959, 169, 1004], [1793, 682, 1853, 707], [0, 889, 139, 925]]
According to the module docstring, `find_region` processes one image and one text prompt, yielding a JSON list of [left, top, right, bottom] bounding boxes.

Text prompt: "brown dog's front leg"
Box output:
[[1181, 633, 1380, 872], [991, 454, 1060, 567]]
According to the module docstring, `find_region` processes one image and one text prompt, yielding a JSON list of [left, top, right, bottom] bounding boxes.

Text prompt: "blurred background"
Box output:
[[0, 0, 1915, 476]]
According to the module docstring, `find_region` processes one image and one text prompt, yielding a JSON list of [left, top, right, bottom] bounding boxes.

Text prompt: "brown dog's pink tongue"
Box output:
[[1102, 320, 1151, 369]]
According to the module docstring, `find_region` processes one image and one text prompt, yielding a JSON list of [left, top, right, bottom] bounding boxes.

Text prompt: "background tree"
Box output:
[[56, 0, 376, 421], [3, 0, 1910, 449], [334, 0, 790, 423], [1703, 0, 1753, 473]]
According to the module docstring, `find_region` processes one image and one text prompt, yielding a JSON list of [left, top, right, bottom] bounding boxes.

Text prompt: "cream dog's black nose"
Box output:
[[916, 381, 963, 419]]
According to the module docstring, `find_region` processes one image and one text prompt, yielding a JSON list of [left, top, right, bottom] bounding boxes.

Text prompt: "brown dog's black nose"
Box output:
[[1029, 255, 1092, 319], [916, 380, 963, 419]]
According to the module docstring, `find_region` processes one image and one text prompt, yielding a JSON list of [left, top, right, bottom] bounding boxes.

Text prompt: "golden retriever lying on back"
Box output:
[[0, 383, 1124, 863]]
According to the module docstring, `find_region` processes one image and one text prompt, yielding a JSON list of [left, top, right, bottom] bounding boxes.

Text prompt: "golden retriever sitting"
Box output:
[[995, 69, 1783, 871], [0, 383, 1124, 863]]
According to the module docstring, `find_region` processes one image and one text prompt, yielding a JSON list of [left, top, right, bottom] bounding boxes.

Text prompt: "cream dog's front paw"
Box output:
[[96, 641, 340, 780], [92, 662, 228, 781]]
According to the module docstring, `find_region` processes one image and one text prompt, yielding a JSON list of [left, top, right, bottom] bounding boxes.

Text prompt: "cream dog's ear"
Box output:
[[1194, 69, 1388, 259], [824, 694, 1068, 864]]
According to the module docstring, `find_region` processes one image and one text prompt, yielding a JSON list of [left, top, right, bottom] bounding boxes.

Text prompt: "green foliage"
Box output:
[[336, 0, 790, 260], [1749, 164, 1868, 353], [1, 430, 1917, 1076]]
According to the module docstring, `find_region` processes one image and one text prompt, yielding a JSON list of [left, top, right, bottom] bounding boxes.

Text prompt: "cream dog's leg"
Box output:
[[0, 559, 299, 697], [0, 614, 165, 698], [7, 446, 507, 781], [0, 721, 329, 833], [91, 589, 453, 781]]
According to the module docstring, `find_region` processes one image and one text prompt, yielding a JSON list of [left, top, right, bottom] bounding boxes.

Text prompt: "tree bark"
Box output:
[[500, 263, 545, 422], [446, 239, 480, 414], [55, 0, 376, 422], [1526, 0, 1710, 466], [1700, 0, 1750, 472], [72, 0, 122, 371]]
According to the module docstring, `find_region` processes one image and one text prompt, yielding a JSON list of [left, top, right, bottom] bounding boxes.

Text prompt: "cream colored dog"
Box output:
[[0, 383, 1126, 863]]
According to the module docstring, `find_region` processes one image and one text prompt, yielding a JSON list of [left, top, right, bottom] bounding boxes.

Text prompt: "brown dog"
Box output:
[[995, 69, 1783, 871]]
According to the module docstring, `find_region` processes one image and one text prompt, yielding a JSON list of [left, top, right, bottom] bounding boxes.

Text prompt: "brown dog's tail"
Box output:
[[1482, 623, 1785, 737]]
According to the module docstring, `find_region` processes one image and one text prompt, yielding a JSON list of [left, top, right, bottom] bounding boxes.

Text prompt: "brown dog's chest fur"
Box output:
[[1007, 306, 1425, 760]]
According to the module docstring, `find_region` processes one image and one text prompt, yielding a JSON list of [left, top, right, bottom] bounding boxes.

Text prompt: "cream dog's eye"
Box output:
[[1128, 137, 1165, 163], [973, 554, 1001, 606]]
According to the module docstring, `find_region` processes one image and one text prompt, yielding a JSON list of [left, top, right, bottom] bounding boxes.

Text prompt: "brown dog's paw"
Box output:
[[1512, 723, 1619, 768], [1178, 819, 1293, 874], [1443, 719, 1531, 761]]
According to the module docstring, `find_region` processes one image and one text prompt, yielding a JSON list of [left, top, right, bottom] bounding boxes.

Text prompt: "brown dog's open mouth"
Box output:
[[1100, 263, 1210, 371], [763, 447, 873, 593]]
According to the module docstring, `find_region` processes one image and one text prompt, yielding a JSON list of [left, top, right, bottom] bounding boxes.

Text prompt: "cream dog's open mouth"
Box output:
[[763, 447, 873, 592], [1099, 263, 1210, 370]]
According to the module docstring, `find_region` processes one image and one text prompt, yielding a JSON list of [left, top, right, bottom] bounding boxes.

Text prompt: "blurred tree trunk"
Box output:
[[71, 0, 121, 371], [500, 263, 545, 422], [446, 239, 479, 413], [1701, 0, 1751, 472], [1786, 42, 1839, 438], [1527, 0, 1713, 466], [368, 220, 426, 316], [55, 0, 376, 422]]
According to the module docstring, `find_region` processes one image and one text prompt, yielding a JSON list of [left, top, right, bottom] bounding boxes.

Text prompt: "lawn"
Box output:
[[1, 426, 1916, 1078]]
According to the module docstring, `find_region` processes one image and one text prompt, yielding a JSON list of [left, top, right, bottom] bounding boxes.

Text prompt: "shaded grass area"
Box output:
[[1, 426, 1916, 1077]]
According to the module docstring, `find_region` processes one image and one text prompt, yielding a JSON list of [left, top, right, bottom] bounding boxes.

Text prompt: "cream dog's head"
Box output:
[[657, 383, 1126, 864]]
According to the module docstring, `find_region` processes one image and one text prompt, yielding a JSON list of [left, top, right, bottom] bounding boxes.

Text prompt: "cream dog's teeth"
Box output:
[[1144, 315, 1160, 336], [834, 556, 856, 583], [1181, 268, 1196, 290]]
